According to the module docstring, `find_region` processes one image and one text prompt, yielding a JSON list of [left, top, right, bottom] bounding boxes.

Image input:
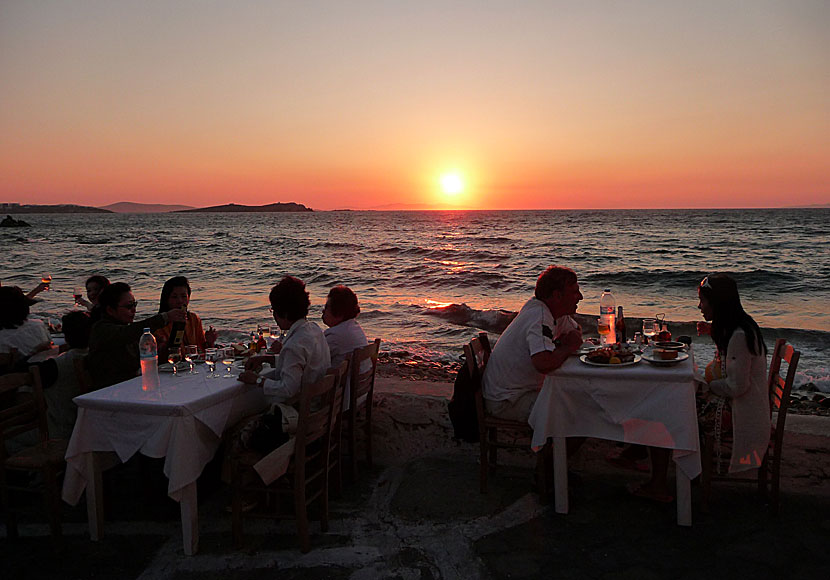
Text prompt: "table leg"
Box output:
[[553, 436, 569, 514], [675, 469, 692, 526], [180, 481, 199, 555], [85, 453, 104, 541]]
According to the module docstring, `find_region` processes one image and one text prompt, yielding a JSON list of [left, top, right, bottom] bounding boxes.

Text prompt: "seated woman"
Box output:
[[238, 276, 331, 454], [0, 285, 51, 359], [322, 285, 368, 410], [87, 282, 186, 389], [153, 276, 217, 361], [631, 273, 769, 502], [75, 274, 110, 312]]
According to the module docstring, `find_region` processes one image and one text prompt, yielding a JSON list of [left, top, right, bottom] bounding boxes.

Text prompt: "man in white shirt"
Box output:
[[241, 276, 330, 407], [482, 266, 583, 422]]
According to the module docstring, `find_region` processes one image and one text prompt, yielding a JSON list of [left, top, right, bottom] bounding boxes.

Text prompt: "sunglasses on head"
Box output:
[[699, 277, 712, 289]]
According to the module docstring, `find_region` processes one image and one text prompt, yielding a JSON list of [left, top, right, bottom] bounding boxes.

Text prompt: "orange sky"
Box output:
[[1, 1, 827, 210]]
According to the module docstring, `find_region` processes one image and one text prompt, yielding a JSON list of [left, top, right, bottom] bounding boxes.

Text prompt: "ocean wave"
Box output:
[[581, 269, 806, 291], [420, 303, 517, 333]]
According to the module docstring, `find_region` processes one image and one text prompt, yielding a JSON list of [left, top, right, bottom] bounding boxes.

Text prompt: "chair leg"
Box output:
[[479, 437, 488, 494], [364, 412, 373, 469], [43, 466, 62, 538], [0, 467, 18, 540], [700, 435, 714, 513], [321, 459, 330, 534], [348, 414, 359, 483], [231, 462, 243, 548], [489, 428, 498, 468], [769, 456, 780, 516], [294, 481, 310, 553]]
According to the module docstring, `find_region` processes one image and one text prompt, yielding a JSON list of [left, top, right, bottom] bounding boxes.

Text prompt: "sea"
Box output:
[[2, 209, 828, 393]]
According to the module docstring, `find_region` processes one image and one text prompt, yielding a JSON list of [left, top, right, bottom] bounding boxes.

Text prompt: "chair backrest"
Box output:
[[0, 347, 19, 373], [349, 339, 381, 411], [464, 332, 491, 381], [294, 368, 341, 464], [767, 338, 800, 447], [73, 354, 94, 394], [0, 366, 48, 459]]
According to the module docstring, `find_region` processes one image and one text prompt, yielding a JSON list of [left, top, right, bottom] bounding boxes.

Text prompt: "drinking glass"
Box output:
[[41, 273, 52, 291], [204, 348, 218, 378], [184, 345, 199, 374], [642, 318, 658, 342], [269, 325, 280, 339], [73, 286, 84, 307], [222, 347, 235, 378], [168, 350, 181, 377]]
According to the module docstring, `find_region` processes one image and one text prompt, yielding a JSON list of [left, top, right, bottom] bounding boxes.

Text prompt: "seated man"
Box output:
[[482, 265, 583, 422], [239, 276, 331, 454]]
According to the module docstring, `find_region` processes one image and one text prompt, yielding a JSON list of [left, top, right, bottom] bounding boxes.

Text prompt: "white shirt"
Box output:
[[482, 298, 574, 403], [0, 318, 51, 358], [261, 319, 330, 406], [324, 318, 369, 410]]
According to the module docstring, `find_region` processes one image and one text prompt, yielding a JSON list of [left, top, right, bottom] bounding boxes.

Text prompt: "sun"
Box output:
[[439, 172, 465, 196]]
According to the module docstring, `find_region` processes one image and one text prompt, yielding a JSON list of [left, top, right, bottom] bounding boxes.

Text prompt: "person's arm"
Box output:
[[708, 331, 754, 398], [531, 329, 582, 374], [26, 282, 49, 300], [260, 340, 307, 403], [95, 313, 169, 346]]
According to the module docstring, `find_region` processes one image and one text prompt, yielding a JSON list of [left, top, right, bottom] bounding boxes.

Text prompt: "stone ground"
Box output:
[[2, 381, 829, 580]]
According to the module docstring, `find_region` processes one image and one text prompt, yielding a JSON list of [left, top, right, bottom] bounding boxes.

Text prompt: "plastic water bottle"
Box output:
[[139, 328, 160, 391], [598, 289, 617, 346]]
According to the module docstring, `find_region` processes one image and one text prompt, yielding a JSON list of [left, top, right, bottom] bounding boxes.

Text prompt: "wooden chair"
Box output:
[[72, 354, 95, 394], [0, 366, 69, 539], [701, 338, 800, 514], [231, 364, 345, 552], [0, 348, 19, 373], [469, 332, 548, 494], [326, 359, 349, 498], [343, 339, 381, 482]]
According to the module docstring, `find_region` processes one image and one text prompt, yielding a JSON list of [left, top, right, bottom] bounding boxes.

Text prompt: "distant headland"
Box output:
[[100, 202, 194, 213], [0, 203, 111, 214], [177, 202, 312, 213]]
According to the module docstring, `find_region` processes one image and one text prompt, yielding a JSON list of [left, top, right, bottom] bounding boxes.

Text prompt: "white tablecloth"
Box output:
[[529, 354, 701, 480], [62, 370, 267, 504]]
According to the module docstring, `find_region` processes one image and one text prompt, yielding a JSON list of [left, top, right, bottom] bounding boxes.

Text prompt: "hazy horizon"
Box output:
[[1, 1, 827, 210]]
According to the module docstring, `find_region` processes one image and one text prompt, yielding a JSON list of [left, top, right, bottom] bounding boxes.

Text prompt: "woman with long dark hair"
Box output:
[[630, 273, 770, 502], [153, 276, 217, 361]]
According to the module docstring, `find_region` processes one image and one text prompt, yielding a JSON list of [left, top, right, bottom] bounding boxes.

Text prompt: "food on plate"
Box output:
[[586, 346, 635, 364], [653, 348, 678, 360]]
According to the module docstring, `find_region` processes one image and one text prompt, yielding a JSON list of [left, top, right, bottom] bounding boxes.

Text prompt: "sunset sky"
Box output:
[[1, 1, 827, 210]]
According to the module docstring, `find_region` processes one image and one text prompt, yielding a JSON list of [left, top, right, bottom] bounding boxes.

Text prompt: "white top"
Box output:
[[706, 329, 770, 473], [324, 318, 369, 411], [46, 347, 88, 439], [0, 318, 51, 357], [261, 319, 331, 406], [324, 318, 368, 369], [482, 298, 575, 403]]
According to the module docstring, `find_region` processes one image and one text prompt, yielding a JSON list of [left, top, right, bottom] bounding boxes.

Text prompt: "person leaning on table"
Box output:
[[238, 276, 331, 455], [482, 265, 584, 422], [87, 282, 186, 389]]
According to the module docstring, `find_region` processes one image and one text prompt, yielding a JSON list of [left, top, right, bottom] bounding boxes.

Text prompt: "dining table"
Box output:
[[61, 362, 267, 555], [528, 349, 700, 526]]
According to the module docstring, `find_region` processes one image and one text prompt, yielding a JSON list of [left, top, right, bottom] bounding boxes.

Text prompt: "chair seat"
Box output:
[[6, 439, 68, 470]]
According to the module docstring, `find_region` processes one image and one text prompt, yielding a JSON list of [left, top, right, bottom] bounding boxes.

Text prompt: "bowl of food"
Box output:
[[653, 341, 686, 351]]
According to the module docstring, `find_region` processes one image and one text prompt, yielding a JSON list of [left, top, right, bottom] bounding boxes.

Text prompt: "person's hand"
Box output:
[[166, 307, 187, 323], [205, 326, 218, 347], [696, 322, 712, 336], [238, 370, 261, 385], [560, 329, 583, 353], [245, 354, 271, 371], [268, 339, 283, 354], [26, 282, 49, 299]]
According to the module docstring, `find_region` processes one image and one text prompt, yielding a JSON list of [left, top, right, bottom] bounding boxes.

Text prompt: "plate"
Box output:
[[579, 354, 641, 367], [641, 352, 689, 366], [574, 346, 600, 356], [51, 333, 65, 339], [159, 362, 188, 372]]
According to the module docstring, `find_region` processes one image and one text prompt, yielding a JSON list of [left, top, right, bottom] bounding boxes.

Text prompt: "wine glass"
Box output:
[[222, 347, 235, 378], [73, 286, 85, 308], [168, 349, 182, 377], [642, 318, 658, 343], [184, 345, 199, 374], [41, 273, 52, 291], [204, 348, 218, 378]]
